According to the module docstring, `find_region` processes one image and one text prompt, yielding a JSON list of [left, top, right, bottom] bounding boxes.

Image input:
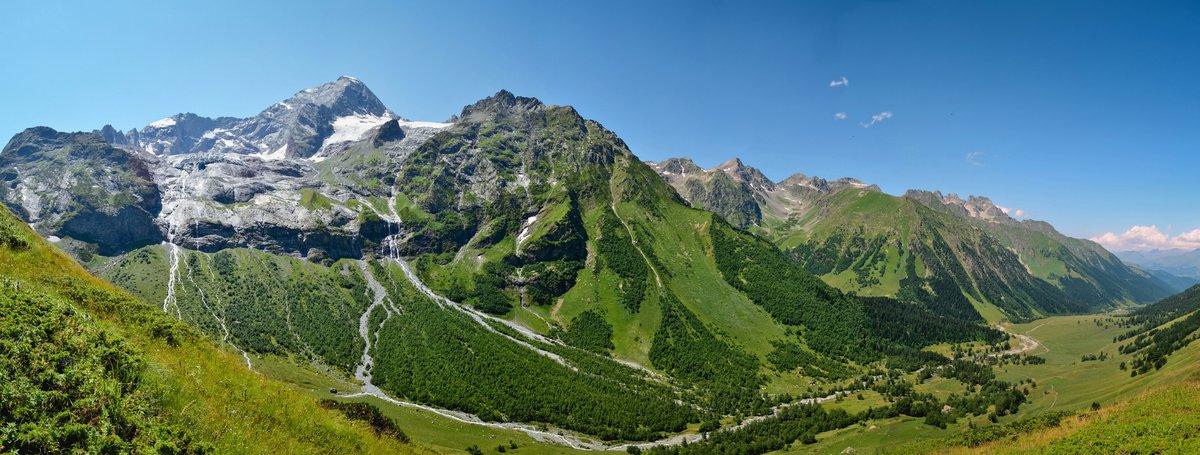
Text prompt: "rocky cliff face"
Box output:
[[647, 157, 875, 229], [0, 127, 163, 255], [903, 190, 1014, 224], [0, 80, 619, 264]]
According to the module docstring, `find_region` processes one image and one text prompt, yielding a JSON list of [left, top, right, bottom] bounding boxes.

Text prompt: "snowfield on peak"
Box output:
[[397, 120, 452, 129], [148, 117, 176, 128], [326, 114, 396, 145]]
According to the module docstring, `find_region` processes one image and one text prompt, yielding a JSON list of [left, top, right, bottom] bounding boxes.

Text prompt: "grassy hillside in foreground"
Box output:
[[890, 373, 1200, 454], [963, 374, 1200, 454], [0, 204, 426, 454]]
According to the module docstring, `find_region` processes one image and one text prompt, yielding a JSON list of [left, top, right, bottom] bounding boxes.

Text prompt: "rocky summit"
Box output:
[[137, 76, 396, 159]]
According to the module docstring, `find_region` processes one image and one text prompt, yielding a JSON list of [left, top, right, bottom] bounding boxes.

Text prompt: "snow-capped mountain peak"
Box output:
[[130, 77, 430, 160]]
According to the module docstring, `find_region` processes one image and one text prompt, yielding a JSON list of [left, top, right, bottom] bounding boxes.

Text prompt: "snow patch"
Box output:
[[201, 128, 229, 140], [253, 144, 289, 161], [327, 114, 394, 145], [516, 215, 539, 250], [397, 120, 452, 129], [148, 117, 177, 128]]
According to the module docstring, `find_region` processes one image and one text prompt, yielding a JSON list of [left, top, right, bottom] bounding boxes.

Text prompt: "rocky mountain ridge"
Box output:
[[135, 76, 400, 159], [647, 157, 874, 229]]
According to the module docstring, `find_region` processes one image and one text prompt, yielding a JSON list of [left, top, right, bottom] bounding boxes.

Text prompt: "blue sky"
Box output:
[[1, 0, 1197, 248]]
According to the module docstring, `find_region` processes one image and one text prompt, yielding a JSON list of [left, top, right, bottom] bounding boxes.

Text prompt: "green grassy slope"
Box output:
[[906, 191, 1173, 307], [781, 188, 1083, 323], [652, 161, 1171, 324], [1003, 375, 1200, 454], [981, 288, 1200, 453], [408, 148, 1000, 387], [0, 204, 425, 453], [403, 93, 1002, 375]]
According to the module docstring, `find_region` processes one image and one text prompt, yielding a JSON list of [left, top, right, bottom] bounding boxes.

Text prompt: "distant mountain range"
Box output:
[[1116, 248, 1200, 290], [649, 157, 1174, 322]]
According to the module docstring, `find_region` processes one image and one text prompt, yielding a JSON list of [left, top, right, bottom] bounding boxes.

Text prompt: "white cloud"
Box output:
[[965, 151, 985, 166], [1175, 229, 1200, 245], [1090, 225, 1200, 251], [997, 206, 1026, 218], [834, 112, 848, 120], [829, 76, 849, 87], [860, 111, 893, 128]]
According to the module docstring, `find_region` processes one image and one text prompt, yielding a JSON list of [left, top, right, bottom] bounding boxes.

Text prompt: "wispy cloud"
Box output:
[[1091, 225, 1200, 251], [834, 112, 848, 120], [997, 206, 1026, 218], [965, 151, 985, 166], [829, 76, 849, 88], [860, 111, 893, 128]]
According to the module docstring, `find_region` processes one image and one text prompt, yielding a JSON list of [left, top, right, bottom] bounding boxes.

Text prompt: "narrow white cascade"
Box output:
[[353, 260, 405, 396], [161, 233, 183, 319]]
